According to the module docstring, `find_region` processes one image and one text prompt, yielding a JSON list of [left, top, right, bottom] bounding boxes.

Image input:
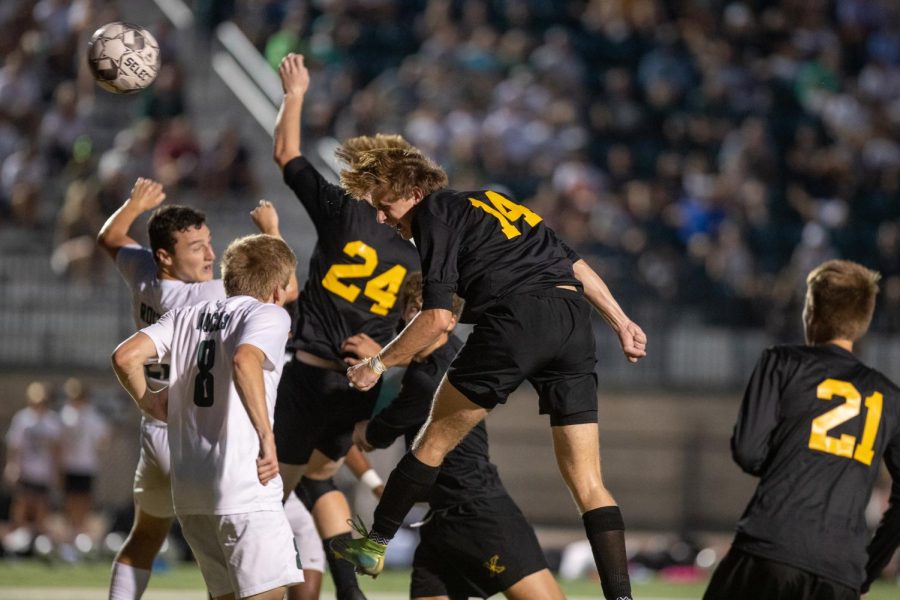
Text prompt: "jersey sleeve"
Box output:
[[366, 368, 435, 449], [864, 432, 900, 592], [547, 227, 582, 264], [732, 347, 787, 476], [414, 207, 461, 312], [236, 305, 291, 370], [114, 245, 156, 290], [141, 309, 177, 363], [282, 156, 347, 225], [4, 412, 25, 450]]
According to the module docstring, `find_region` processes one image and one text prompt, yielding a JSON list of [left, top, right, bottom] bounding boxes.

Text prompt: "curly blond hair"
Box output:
[[337, 135, 448, 202]]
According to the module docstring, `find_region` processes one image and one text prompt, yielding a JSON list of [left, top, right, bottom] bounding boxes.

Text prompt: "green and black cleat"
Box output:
[[330, 516, 387, 578]]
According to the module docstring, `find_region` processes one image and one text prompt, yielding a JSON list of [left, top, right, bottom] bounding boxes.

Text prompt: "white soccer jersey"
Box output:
[[141, 295, 291, 515], [115, 245, 225, 402], [5, 407, 62, 486], [60, 403, 110, 474]]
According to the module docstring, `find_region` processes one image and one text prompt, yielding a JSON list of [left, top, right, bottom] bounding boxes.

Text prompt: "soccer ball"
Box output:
[[87, 22, 161, 94]]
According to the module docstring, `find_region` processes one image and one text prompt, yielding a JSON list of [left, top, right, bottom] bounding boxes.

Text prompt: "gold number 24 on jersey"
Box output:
[[322, 241, 407, 315], [809, 378, 883, 466], [469, 190, 542, 239]]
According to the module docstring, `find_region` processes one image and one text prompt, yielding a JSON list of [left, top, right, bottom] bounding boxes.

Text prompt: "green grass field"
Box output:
[[0, 560, 897, 599]]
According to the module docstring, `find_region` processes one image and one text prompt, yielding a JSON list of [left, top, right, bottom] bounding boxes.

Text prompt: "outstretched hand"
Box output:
[[278, 53, 309, 97], [128, 177, 166, 212], [250, 200, 280, 235], [617, 320, 647, 363]]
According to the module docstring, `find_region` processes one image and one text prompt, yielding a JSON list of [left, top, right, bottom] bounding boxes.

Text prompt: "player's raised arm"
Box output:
[[571, 259, 647, 363], [233, 343, 280, 485], [249, 200, 299, 302], [273, 53, 309, 169], [97, 177, 166, 259]]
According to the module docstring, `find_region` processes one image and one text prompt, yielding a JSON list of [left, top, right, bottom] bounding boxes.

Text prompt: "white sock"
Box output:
[[109, 561, 151, 600]]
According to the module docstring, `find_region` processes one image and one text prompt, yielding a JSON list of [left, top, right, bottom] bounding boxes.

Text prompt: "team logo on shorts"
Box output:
[[483, 554, 506, 577]]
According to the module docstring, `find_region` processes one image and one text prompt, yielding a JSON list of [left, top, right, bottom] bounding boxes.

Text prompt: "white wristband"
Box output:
[[360, 468, 383, 490], [369, 353, 387, 375]]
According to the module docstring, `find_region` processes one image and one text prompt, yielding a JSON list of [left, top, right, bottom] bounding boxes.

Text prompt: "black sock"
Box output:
[[583, 506, 632, 600], [370, 452, 439, 541], [324, 533, 362, 597]]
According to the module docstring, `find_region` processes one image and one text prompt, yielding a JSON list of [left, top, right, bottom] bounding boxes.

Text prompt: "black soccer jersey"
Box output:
[[731, 343, 900, 590], [412, 189, 581, 323], [365, 334, 506, 509], [283, 157, 419, 361]]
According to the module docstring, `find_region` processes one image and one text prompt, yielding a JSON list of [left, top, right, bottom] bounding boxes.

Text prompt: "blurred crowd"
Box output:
[[0, 0, 256, 283], [2, 0, 900, 337], [2, 378, 110, 561], [221, 0, 900, 336]]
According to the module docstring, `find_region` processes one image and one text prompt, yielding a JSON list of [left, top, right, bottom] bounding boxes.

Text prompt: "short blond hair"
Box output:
[[338, 136, 448, 202], [805, 260, 881, 344], [221, 234, 296, 301]]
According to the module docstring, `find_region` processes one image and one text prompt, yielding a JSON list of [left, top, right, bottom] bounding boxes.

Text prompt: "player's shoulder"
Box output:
[[418, 188, 467, 221], [234, 296, 290, 325]]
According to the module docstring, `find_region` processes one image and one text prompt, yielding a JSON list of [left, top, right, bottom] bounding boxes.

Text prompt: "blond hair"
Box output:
[[221, 234, 296, 301], [805, 260, 881, 344], [337, 135, 448, 202]]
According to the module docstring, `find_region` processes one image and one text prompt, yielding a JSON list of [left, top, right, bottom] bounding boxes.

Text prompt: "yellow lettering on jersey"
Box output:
[[365, 265, 407, 316], [469, 190, 542, 240], [810, 379, 859, 459], [808, 379, 883, 466], [853, 392, 883, 466], [321, 241, 376, 303], [321, 241, 407, 315]]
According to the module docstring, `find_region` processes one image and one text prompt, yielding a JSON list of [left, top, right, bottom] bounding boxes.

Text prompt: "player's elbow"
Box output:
[[424, 308, 453, 333], [273, 145, 299, 170], [111, 340, 142, 374], [731, 443, 765, 476]]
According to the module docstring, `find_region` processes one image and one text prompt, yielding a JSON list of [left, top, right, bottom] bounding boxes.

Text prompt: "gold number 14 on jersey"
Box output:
[[469, 191, 542, 239]]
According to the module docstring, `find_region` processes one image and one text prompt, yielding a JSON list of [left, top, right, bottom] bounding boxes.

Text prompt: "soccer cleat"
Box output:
[[330, 516, 387, 577]]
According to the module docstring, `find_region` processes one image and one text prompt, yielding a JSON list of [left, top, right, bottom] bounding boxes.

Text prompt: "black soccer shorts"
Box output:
[[410, 494, 549, 599], [447, 288, 599, 426], [274, 358, 381, 465], [703, 547, 858, 600]]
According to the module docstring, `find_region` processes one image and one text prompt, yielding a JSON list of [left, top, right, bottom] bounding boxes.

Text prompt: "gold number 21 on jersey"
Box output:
[[322, 241, 407, 315], [469, 191, 542, 239], [809, 378, 883, 466]]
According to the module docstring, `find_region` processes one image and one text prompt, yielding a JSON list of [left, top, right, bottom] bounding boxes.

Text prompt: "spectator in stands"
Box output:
[[59, 377, 110, 541], [2, 382, 62, 548]]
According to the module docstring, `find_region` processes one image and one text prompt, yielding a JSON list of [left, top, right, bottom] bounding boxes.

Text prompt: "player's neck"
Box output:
[[821, 339, 854, 353], [157, 268, 180, 282]]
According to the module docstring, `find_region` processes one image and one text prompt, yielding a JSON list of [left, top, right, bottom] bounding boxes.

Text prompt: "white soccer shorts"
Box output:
[[133, 416, 174, 518], [284, 494, 325, 573], [179, 509, 304, 598]]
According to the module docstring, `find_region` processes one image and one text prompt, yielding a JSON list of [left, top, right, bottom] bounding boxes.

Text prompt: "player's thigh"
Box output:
[[287, 570, 322, 600], [504, 569, 564, 600], [413, 377, 490, 463], [527, 293, 598, 426], [179, 514, 237, 599], [283, 494, 325, 575], [134, 421, 175, 520]]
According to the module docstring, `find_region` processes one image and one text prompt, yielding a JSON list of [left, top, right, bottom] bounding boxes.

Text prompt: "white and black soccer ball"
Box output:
[[87, 21, 161, 94]]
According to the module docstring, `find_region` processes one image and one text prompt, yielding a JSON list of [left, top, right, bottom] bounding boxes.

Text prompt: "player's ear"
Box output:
[[411, 187, 424, 203], [273, 283, 287, 306], [156, 248, 173, 268]]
